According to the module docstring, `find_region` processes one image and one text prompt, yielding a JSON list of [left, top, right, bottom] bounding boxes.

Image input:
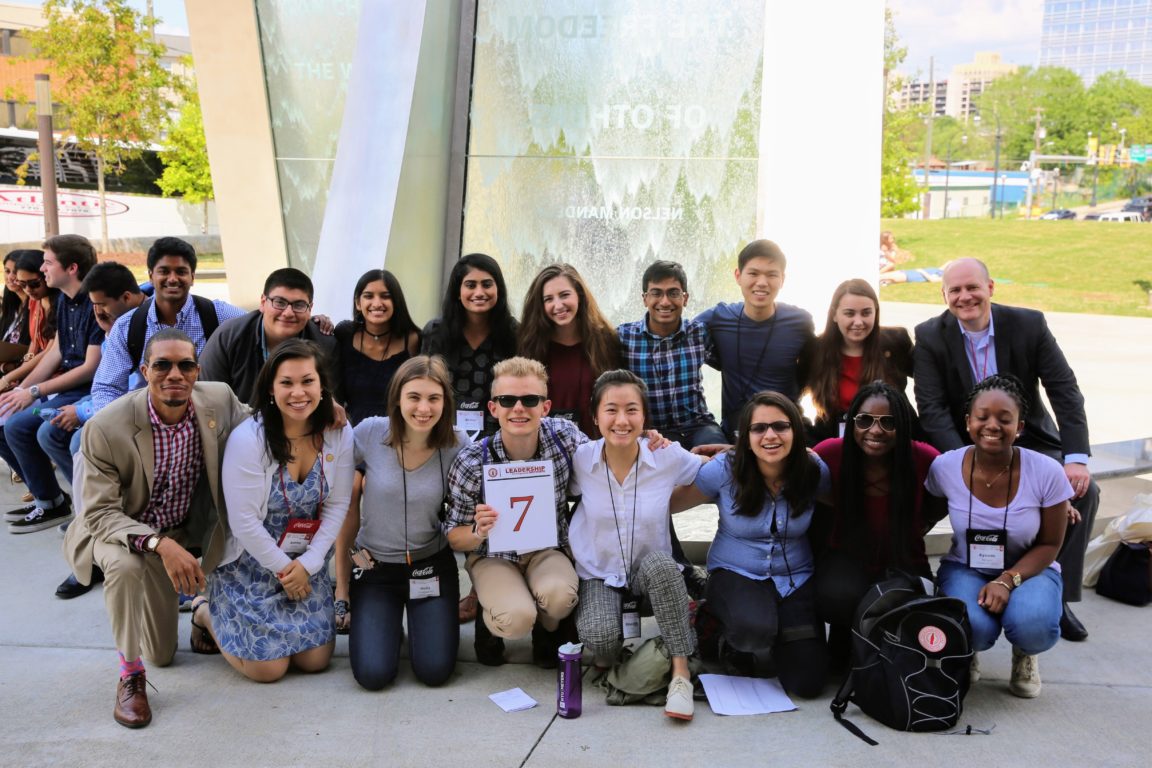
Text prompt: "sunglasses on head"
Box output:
[[748, 420, 792, 435], [149, 359, 199, 374], [17, 279, 43, 289], [853, 413, 897, 432], [492, 394, 544, 408]]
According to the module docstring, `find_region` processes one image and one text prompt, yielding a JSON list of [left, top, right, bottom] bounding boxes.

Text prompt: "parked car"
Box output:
[[1039, 209, 1076, 220], [1082, 212, 1101, 220], [1098, 211, 1144, 222], [1121, 201, 1152, 220]]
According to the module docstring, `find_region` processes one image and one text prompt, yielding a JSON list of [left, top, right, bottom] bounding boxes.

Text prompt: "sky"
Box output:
[[9, 0, 189, 35], [888, 0, 1046, 79]]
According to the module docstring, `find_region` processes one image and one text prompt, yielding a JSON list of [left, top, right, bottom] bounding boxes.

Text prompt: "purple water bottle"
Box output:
[[557, 642, 583, 719]]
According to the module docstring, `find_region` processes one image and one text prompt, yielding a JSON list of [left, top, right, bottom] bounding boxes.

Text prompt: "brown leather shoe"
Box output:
[[114, 673, 152, 728]]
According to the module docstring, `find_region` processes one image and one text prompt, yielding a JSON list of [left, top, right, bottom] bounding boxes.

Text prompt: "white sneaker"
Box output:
[[969, 653, 980, 683], [664, 675, 694, 721], [1009, 647, 1041, 698]]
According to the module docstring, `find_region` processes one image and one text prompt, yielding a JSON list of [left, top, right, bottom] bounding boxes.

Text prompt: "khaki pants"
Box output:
[[467, 548, 578, 639], [94, 539, 180, 664]]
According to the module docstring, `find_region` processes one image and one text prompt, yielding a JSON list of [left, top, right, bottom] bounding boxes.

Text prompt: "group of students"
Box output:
[[0, 234, 1090, 729]]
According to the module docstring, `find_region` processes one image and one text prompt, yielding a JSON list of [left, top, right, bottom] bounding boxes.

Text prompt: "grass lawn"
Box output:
[[879, 219, 1152, 317]]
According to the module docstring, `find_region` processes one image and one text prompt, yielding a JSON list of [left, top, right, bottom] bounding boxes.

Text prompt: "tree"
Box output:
[[157, 65, 213, 233], [27, 0, 171, 252], [880, 7, 920, 218]]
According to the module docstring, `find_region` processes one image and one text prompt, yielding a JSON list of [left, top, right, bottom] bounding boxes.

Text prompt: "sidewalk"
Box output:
[[1, 304, 1149, 767]]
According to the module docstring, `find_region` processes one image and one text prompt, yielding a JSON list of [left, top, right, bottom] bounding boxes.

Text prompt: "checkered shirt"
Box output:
[[142, 397, 204, 531], [617, 316, 716, 432], [444, 417, 587, 561]]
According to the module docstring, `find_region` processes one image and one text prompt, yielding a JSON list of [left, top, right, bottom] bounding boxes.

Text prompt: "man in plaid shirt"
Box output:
[[445, 357, 586, 667], [617, 261, 724, 449]]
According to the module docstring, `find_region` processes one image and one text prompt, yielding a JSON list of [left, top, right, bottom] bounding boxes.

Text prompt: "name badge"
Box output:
[[456, 406, 485, 439], [410, 577, 441, 600], [278, 518, 321, 556], [551, 409, 578, 423], [622, 596, 641, 639], [967, 528, 1006, 571]]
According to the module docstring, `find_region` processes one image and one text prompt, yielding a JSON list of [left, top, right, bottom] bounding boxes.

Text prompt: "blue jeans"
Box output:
[[0, 389, 87, 503], [937, 560, 1062, 655], [348, 548, 460, 690], [661, 420, 727, 451]]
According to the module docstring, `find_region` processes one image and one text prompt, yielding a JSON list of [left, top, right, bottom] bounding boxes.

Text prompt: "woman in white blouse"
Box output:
[[569, 370, 705, 721]]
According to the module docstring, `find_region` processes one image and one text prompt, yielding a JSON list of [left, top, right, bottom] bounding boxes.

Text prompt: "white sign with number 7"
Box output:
[[483, 459, 559, 554]]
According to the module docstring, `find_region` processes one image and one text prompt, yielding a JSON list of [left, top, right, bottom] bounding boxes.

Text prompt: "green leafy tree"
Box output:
[[27, 0, 171, 252], [881, 7, 920, 218], [157, 65, 213, 233]]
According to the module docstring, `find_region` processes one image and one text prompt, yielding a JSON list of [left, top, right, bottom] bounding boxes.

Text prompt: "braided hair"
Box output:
[[838, 381, 918, 566], [964, 373, 1030, 421]]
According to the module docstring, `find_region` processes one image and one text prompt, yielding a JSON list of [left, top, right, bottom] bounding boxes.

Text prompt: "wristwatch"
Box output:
[[143, 533, 166, 554], [28, 384, 40, 400], [1005, 570, 1022, 588]]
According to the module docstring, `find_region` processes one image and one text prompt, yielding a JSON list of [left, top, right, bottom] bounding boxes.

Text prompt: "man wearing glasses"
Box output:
[[617, 260, 724, 449], [444, 357, 586, 667], [199, 268, 339, 406], [1, 235, 104, 533], [63, 328, 249, 728]]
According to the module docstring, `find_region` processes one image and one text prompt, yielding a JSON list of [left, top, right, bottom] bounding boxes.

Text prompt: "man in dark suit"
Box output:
[[913, 257, 1097, 641]]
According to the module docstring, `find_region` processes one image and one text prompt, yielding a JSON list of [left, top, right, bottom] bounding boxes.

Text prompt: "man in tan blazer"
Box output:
[[64, 328, 249, 729]]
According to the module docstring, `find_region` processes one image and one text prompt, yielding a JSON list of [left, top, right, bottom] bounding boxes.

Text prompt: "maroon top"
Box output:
[[545, 340, 595, 438]]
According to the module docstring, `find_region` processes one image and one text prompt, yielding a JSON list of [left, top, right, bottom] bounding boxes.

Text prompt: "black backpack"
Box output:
[[126, 295, 220, 368], [830, 572, 973, 745]]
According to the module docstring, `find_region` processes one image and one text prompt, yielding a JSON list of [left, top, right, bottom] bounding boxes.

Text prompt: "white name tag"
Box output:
[[409, 577, 441, 600], [456, 408, 485, 439], [622, 600, 641, 639]]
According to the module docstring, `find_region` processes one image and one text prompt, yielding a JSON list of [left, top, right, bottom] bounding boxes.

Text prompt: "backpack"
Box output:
[[830, 572, 973, 745], [126, 295, 221, 368]]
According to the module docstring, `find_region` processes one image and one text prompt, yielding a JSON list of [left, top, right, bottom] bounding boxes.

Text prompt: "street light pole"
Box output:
[[990, 117, 1002, 219], [1088, 130, 1099, 208], [943, 133, 967, 220]]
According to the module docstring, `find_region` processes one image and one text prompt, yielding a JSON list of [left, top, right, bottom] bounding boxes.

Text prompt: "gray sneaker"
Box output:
[[8, 503, 72, 534], [664, 675, 695, 721], [969, 652, 980, 683]]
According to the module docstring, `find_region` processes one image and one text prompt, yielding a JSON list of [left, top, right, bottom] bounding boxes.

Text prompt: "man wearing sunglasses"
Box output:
[[913, 257, 1098, 642], [445, 357, 587, 667], [199, 267, 338, 407], [1, 235, 104, 534], [63, 328, 248, 728]]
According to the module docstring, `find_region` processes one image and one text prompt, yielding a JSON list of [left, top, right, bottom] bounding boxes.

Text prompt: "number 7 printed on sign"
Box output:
[[483, 460, 559, 554]]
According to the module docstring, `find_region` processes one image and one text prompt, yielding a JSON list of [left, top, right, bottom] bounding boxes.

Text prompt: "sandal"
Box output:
[[189, 596, 220, 654], [458, 588, 478, 624]]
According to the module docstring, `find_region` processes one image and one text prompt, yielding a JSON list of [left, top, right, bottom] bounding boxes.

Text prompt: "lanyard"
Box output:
[[966, 447, 1013, 535], [399, 443, 445, 566], [606, 451, 640, 591], [965, 333, 992, 383], [279, 448, 327, 518], [734, 307, 778, 396]]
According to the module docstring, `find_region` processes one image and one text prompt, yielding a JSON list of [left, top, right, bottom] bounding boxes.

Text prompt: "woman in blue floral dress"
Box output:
[[194, 339, 354, 682]]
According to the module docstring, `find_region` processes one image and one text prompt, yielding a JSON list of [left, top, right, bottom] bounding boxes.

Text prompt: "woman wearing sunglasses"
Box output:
[[672, 391, 830, 698], [799, 279, 913, 443], [811, 381, 942, 670], [193, 340, 354, 682], [0, 251, 60, 393]]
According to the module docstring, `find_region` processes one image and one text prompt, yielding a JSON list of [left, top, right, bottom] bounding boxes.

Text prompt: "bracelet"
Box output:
[[472, 521, 487, 540], [990, 579, 1013, 592]]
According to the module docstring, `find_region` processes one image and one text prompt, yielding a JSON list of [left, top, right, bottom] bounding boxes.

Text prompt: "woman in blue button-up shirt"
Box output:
[[674, 391, 830, 698]]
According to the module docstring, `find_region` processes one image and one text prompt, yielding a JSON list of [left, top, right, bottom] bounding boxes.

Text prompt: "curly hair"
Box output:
[[730, 391, 820, 517], [964, 373, 1030, 421], [518, 263, 620, 377]]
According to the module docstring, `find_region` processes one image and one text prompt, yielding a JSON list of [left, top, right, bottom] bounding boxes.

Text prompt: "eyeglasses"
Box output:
[[16, 279, 43, 289], [149, 359, 199, 374], [748, 421, 792, 435], [492, 394, 545, 408], [267, 296, 312, 313], [643, 288, 685, 301], [853, 413, 897, 432]]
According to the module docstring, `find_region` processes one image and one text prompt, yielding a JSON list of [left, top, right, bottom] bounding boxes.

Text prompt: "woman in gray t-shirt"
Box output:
[[334, 355, 470, 690], [926, 374, 1073, 700]]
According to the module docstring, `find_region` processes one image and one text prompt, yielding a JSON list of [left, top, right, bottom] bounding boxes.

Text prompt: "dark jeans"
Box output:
[[706, 568, 827, 698], [1058, 480, 1099, 602], [348, 548, 460, 690], [0, 389, 87, 502]]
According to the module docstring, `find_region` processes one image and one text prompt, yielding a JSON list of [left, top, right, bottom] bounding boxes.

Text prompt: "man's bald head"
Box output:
[[941, 257, 995, 332]]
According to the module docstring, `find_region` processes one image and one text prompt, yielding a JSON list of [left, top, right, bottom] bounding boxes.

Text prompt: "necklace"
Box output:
[[974, 454, 1011, 488], [360, 326, 392, 362]]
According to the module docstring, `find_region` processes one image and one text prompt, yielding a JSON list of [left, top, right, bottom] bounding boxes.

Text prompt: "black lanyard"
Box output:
[[966, 447, 1014, 535], [399, 443, 445, 566], [606, 452, 640, 591], [734, 307, 778, 394]]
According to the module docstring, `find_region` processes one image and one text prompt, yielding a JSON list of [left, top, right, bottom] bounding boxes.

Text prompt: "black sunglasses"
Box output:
[[16, 278, 43, 289], [748, 421, 792, 435], [149, 359, 199, 374], [492, 394, 544, 408], [853, 413, 897, 432]]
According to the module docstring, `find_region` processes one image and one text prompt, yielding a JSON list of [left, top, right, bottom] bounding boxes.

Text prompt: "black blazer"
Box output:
[[912, 303, 1090, 461]]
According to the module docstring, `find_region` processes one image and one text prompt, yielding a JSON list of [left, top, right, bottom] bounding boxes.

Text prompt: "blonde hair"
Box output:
[[491, 356, 549, 390]]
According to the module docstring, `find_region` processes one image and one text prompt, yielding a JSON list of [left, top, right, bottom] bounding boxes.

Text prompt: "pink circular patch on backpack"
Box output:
[[918, 625, 947, 652]]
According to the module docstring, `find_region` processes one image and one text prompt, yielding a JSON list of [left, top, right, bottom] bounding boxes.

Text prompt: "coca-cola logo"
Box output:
[[0, 190, 130, 217]]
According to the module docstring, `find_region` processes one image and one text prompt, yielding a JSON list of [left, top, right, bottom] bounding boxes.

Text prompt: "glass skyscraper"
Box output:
[[1040, 0, 1152, 85]]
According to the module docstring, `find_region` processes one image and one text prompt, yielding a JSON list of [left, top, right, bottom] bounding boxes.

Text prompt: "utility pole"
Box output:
[[921, 57, 935, 219], [34, 74, 58, 237]]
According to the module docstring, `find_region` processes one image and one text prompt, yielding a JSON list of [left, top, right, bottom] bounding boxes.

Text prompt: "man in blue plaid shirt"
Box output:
[[617, 261, 724, 449], [445, 356, 586, 667]]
